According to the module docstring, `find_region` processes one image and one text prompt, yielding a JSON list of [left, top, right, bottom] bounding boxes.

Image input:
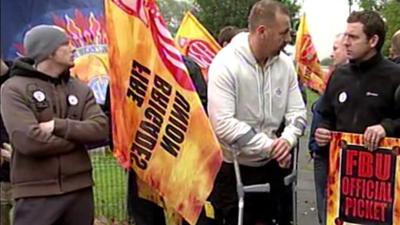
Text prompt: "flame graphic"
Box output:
[[327, 132, 400, 225], [299, 34, 318, 64], [52, 10, 107, 48]]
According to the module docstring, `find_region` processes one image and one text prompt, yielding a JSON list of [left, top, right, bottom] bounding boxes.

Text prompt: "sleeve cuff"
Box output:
[[381, 119, 394, 137], [281, 132, 297, 148], [53, 118, 69, 139]]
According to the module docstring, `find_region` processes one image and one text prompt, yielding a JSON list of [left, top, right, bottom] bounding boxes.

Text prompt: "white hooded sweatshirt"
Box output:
[[208, 32, 307, 166]]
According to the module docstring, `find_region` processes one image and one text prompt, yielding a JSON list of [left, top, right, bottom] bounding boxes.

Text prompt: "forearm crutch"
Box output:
[[231, 148, 271, 225], [283, 143, 299, 225]]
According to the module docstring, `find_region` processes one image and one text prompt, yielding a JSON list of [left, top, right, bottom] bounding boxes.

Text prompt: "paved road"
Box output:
[[296, 109, 319, 225]]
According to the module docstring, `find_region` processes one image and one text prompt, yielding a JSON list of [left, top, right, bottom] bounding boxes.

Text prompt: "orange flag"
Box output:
[[105, 0, 222, 224], [295, 14, 326, 94], [175, 11, 220, 81]]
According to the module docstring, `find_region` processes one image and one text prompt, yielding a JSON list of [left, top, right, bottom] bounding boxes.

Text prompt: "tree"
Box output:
[[194, 0, 300, 38], [320, 57, 333, 66], [356, 0, 400, 55], [381, 0, 400, 55], [353, 0, 387, 11], [157, 0, 193, 33]]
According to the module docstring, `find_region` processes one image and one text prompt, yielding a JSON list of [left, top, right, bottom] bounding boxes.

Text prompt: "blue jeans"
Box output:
[[313, 154, 328, 225]]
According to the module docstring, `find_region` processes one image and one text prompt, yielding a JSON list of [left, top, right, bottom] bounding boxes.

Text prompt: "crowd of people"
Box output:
[[1, 0, 400, 225]]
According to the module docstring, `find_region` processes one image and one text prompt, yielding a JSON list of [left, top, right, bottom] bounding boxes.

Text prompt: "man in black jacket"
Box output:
[[315, 11, 400, 150]]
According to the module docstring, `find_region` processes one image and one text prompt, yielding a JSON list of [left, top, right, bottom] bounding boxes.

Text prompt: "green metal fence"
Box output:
[[90, 148, 128, 224]]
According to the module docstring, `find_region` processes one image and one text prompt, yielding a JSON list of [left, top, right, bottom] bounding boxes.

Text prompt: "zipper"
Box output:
[[53, 84, 63, 192], [351, 69, 361, 126], [259, 65, 266, 131]]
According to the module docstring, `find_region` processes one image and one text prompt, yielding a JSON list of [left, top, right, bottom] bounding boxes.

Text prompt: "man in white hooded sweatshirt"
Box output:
[[207, 0, 307, 224]]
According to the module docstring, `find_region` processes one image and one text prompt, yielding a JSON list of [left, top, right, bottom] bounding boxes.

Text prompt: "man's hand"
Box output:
[[271, 138, 291, 164], [278, 153, 292, 168], [0, 143, 12, 165], [364, 125, 386, 151], [39, 120, 55, 134], [315, 128, 332, 147]]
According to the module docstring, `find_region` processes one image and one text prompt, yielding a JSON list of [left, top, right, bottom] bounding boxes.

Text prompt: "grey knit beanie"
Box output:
[[23, 25, 69, 64]]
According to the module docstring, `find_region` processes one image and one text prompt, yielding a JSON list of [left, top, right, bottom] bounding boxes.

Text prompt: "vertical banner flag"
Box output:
[[294, 14, 326, 94], [175, 11, 220, 81], [0, 0, 109, 105], [327, 132, 400, 225], [105, 0, 222, 224]]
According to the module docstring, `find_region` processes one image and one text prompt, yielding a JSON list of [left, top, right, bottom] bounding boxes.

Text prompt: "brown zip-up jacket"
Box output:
[[0, 58, 109, 199]]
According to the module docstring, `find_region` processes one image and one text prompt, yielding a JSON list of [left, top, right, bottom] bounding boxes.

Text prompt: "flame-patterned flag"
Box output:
[[295, 14, 326, 94], [175, 11, 220, 81], [105, 0, 223, 224], [327, 132, 400, 225]]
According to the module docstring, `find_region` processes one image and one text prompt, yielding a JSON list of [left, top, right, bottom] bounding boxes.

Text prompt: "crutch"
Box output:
[[231, 148, 271, 225], [283, 143, 300, 225]]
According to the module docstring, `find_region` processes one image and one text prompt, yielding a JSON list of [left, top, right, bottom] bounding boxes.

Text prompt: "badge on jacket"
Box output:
[[338, 92, 347, 103], [33, 90, 46, 102], [68, 95, 79, 106], [31, 89, 48, 111]]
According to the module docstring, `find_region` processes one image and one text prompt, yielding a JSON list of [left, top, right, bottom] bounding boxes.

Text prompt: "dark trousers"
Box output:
[[213, 161, 292, 225], [127, 171, 221, 225], [13, 187, 93, 225], [313, 154, 328, 225]]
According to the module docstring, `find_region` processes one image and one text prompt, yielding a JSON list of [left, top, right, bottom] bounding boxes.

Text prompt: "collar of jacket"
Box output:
[[11, 57, 70, 85], [349, 52, 383, 72]]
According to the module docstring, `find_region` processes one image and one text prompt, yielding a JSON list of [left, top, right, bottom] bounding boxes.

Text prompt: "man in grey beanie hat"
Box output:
[[24, 25, 71, 65], [0, 24, 109, 225]]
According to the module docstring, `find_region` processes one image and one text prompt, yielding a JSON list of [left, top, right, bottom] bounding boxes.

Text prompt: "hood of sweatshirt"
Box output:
[[10, 57, 70, 85], [228, 32, 279, 69]]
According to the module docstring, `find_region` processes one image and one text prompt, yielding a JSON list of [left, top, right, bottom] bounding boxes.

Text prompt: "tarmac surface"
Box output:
[[296, 131, 320, 225], [295, 103, 323, 225]]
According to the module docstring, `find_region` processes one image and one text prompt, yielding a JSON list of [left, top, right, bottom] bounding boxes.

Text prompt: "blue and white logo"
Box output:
[[88, 75, 109, 105]]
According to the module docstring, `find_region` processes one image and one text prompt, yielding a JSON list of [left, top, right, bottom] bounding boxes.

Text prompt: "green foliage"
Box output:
[[381, 1, 400, 55], [157, 0, 194, 34], [356, 0, 400, 56], [353, 0, 385, 11], [320, 57, 333, 66], [194, 0, 300, 38]]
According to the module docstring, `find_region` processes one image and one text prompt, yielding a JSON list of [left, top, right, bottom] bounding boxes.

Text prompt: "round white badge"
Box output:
[[33, 91, 46, 102], [338, 92, 347, 103], [68, 95, 79, 106]]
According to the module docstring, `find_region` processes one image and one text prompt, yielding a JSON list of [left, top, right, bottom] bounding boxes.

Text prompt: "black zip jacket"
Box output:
[[318, 53, 400, 137]]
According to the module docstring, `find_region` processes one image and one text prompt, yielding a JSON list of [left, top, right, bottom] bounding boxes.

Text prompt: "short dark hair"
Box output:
[[347, 10, 386, 51], [217, 26, 239, 46], [248, 0, 289, 32]]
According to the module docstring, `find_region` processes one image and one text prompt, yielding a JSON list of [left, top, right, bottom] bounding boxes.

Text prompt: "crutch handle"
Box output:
[[243, 183, 270, 193], [284, 173, 297, 186]]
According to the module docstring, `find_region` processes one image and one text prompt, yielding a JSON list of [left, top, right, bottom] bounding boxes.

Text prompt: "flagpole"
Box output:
[[348, 0, 353, 14]]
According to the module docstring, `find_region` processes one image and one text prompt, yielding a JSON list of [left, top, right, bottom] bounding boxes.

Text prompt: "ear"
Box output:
[[369, 34, 379, 49], [256, 24, 267, 36]]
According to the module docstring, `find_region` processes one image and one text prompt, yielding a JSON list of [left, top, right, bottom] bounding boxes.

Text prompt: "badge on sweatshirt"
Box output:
[[33, 90, 46, 102], [68, 95, 79, 106], [338, 92, 347, 103], [275, 88, 282, 96]]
